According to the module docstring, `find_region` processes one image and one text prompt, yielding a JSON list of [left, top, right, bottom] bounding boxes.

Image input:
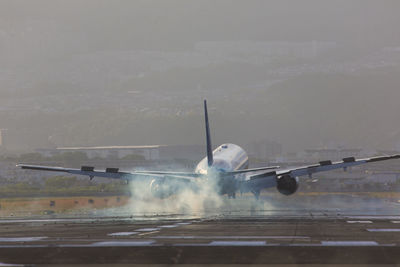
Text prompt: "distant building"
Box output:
[[0, 129, 7, 153], [0, 129, 5, 147], [195, 41, 337, 59], [246, 139, 282, 160], [159, 145, 204, 162], [37, 146, 161, 160], [36, 144, 205, 162]]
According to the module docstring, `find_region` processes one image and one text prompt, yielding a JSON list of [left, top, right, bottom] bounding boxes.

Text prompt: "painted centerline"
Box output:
[[348, 216, 400, 220], [154, 235, 310, 239], [0, 237, 47, 242], [107, 232, 138, 236], [209, 241, 267, 246], [367, 229, 400, 232], [347, 220, 373, 224], [158, 225, 178, 228], [321, 241, 379, 246], [138, 231, 159, 236], [90, 240, 155, 247], [0, 262, 23, 266], [135, 228, 160, 232]]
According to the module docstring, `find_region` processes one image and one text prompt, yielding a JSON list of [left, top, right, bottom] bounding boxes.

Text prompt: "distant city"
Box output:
[[0, 41, 400, 153]]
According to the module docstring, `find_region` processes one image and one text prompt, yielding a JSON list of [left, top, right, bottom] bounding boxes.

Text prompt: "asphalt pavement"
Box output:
[[0, 195, 399, 265]]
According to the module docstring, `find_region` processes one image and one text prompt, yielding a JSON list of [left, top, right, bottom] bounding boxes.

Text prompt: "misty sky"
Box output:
[[1, 0, 400, 154], [1, 0, 400, 51]]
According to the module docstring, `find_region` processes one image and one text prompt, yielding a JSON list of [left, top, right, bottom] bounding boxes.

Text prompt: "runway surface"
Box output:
[[0, 195, 399, 265]]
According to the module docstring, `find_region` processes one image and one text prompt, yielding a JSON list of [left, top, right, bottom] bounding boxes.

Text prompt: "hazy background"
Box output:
[[1, 0, 400, 153]]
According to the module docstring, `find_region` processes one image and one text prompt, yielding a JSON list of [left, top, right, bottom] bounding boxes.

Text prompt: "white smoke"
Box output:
[[125, 173, 224, 215], [113, 169, 284, 218]]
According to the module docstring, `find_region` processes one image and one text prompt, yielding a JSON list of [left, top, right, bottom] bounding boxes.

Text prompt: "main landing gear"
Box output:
[[252, 190, 260, 200], [228, 192, 236, 199]]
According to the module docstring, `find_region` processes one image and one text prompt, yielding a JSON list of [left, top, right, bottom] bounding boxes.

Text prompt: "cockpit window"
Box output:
[[221, 145, 228, 149]]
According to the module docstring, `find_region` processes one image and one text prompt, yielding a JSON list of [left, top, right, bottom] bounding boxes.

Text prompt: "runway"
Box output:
[[0, 196, 399, 265]]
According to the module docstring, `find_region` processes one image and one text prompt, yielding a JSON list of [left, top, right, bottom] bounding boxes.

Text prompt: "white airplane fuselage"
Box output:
[[194, 143, 249, 175], [194, 143, 249, 197]]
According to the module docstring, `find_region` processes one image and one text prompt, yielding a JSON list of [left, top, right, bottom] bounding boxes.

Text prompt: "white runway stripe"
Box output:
[[0, 237, 47, 242], [367, 229, 400, 232], [348, 216, 400, 220], [347, 220, 373, 224], [90, 241, 155, 247], [321, 241, 378, 246], [107, 232, 137, 236], [172, 242, 387, 247], [135, 228, 160, 232], [209, 241, 267, 246], [175, 222, 191, 225], [154, 235, 309, 239], [158, 225, 178, 228], [0, 262, 23, 266]]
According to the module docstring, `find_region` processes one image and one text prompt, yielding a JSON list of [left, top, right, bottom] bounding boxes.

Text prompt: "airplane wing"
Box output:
[[131, 170, 203, 178], [16, 163, 279, 181], [16, 164, 195, 183], [231, 166, 280, 173], [244, 154, 400, 190], [276, 154, 400, 178], [136, 166, 280, 178]]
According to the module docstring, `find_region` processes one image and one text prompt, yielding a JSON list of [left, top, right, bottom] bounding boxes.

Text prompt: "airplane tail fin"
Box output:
[[204, 100, 213, 167]]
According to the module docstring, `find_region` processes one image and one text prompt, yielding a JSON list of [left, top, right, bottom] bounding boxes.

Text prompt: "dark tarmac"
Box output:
[[0, 196, 400, 266]]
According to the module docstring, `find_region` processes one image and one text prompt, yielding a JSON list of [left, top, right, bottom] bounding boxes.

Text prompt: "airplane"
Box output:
[[17, 100, 400, 199]]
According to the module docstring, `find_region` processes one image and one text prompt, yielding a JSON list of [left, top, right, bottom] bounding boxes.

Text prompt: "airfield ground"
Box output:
[[0, 194, 399, 265], [0, 192, 399, 216]]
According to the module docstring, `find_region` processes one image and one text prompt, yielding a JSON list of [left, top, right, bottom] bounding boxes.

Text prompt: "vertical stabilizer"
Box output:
[[204, 100, 214, 167]]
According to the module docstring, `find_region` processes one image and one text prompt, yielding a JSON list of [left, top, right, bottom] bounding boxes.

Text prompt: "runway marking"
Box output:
[[321, 241, 379, 246], [347, 220, 373, 224], [107, 232, 138, 236], [347, 216, 400, 220], [0, 219, 97, 223], [0, 242, 394, 249], [175, 222, 191, 225], [90, 240, 155, 247], [209, 241, 267, 246], [170, 243, 329, 247], [0, 263, 23, 266], [154, 235, 310, 240], [158, 225, 178, 228], [135, 227, 161, 232], [391, 221, 400, 223], [138, 231, 159, 236], [0, 237, 47, 242], [286, 243, 395, 247], [156, 235, 195, 239], [367, 229, 400, 232]]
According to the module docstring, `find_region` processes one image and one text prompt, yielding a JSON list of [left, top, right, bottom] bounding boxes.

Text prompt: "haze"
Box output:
[[1, 0, 400, 154]]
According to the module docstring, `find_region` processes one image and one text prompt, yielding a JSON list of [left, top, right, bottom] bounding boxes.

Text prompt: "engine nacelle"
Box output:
[[149, 179, 178, 199], [276, 175, 299, 195]]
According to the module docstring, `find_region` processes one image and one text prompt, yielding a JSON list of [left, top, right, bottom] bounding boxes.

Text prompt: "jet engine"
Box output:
[[149, 179, 179, 199], [276, 175, 299, 195]]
